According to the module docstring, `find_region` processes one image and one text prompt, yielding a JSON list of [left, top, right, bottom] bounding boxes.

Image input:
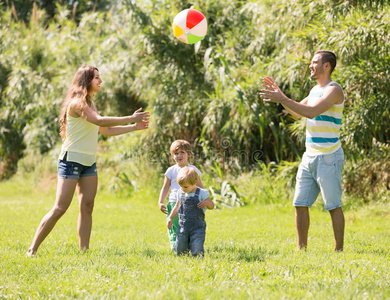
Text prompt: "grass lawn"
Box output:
[[0, 174, 389, 299]]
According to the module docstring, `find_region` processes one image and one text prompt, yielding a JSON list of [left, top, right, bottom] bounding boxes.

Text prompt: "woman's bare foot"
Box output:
[[26, 248, 36, 257]]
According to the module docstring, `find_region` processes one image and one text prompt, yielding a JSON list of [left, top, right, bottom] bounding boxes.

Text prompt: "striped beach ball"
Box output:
[[172, 9, 207, 44]]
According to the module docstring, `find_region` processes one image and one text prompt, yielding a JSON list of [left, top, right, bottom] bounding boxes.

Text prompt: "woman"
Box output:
[[26, 65, 149, 256]]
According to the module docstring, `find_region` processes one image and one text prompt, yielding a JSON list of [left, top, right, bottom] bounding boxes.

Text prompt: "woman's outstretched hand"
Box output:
[[131, 108, 150, 123], [135, 119, 149, 130]]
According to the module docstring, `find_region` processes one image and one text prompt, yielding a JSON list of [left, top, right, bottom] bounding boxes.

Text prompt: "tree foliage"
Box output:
[[0, 0, 389, 179], [0, 0, 114, 23]]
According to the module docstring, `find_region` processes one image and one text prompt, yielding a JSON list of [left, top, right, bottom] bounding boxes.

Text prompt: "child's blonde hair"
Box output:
[[177, 167, 198, 186], [170, 140, 192, 157]]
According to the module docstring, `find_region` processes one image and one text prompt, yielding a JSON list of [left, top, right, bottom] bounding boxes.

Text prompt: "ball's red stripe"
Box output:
[[186, 9, 205, 29]]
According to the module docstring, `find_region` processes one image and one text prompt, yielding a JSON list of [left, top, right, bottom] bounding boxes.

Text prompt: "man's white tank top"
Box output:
[[305, 81, 344, 155]]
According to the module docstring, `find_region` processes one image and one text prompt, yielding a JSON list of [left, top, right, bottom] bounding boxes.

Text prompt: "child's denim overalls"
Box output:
[[175, 188, 206, 256]]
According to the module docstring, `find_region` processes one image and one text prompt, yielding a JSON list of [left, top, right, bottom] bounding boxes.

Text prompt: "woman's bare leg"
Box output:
[[76, 175, 97, 251], [27, 178, 78, 256]]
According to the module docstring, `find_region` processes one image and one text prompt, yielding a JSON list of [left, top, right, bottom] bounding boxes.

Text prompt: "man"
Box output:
[[260, 50, 345, 251]]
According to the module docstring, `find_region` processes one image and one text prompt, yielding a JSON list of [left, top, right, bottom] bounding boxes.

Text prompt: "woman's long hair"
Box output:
[[59, 66, 98, 139]]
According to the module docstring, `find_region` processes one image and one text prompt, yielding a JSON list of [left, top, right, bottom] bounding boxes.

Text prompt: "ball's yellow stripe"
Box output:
[[173, 24, 184, 37]]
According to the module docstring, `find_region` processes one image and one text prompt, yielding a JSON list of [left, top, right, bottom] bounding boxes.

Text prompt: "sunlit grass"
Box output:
[[0, 174, 389, 299]]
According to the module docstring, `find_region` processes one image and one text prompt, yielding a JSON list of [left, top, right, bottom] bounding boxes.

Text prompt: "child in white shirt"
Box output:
[[158, 140, 204, 250]]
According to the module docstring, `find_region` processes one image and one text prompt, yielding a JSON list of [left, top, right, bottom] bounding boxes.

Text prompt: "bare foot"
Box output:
[[26, 249, 36, 257]]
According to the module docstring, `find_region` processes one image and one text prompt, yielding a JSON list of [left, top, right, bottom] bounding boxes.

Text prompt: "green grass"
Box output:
[[1, 173, 389, 299]]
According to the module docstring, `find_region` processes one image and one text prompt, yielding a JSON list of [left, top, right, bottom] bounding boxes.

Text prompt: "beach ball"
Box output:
[[172, 9, 207, 44]]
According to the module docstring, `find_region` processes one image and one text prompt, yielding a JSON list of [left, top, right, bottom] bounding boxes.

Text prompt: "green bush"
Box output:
[[0, 0, 389, 199]]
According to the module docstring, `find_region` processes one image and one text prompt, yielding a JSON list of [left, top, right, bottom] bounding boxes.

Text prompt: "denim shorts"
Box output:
[[293, 147, 344, 211], [57, 154, 97, 180]]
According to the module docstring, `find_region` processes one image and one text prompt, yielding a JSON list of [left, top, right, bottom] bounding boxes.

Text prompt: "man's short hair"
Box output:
[[315, 50, 337, 74], [177, 167, 198, 186]]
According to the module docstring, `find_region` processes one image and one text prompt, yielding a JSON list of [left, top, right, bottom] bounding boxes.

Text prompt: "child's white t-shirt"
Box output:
[[176, 188, 210, 212], [165, 164, 201, 203]]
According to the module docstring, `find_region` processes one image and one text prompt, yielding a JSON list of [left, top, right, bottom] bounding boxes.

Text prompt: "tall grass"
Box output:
[[2, 0, 390, 180]]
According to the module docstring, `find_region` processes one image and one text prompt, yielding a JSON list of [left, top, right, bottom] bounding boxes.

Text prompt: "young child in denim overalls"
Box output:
[[167, 167, 214, 256], [158, 140, 205, 250]]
